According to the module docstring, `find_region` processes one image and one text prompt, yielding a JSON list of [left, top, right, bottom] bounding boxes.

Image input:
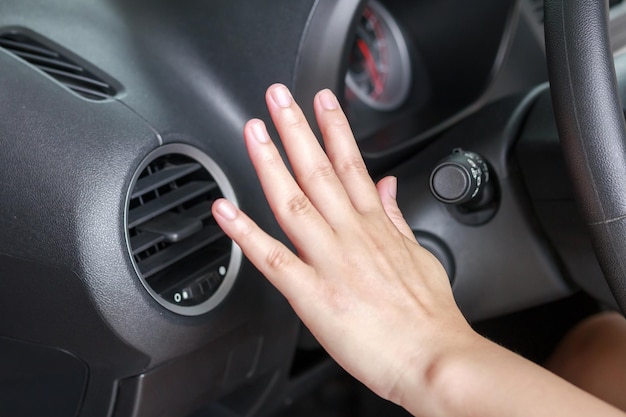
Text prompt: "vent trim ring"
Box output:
[[124, 143, 241, 316]]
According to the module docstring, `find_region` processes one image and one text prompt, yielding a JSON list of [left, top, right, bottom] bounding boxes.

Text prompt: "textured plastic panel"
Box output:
[[0, 337, 88, 417], [390, 90, 573, 321], [0, 0, 563, 415], [0, 0, 313, 415]]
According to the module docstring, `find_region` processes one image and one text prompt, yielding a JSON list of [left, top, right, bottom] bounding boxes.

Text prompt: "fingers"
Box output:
[[243, 118, 336, 254], [212, 198, 317, 302], [376, 176, 418, 243], [265, 84, 384, 220], [264, 84, 356, 226], [240, 85, 414, 264], [313, 89, 383, 214]]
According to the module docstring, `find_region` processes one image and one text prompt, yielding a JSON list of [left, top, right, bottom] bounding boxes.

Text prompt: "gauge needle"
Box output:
[[357, 39, 384, 97]]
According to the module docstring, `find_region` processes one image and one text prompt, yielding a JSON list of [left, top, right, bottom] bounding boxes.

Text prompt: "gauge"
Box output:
[[345, 0, 411, 111]]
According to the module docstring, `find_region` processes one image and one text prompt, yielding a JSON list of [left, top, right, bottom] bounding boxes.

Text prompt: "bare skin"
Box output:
[[211, 84, 625, 417], [547, 312, 626, 412]]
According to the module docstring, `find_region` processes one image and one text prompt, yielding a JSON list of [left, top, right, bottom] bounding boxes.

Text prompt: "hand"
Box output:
[[212, 84, 477, 409]]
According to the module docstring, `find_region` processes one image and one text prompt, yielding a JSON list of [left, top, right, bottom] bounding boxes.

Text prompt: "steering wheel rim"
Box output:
[[545, 0, 626, 313]]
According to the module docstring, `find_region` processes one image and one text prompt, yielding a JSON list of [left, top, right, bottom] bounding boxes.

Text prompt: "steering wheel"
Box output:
[[545, 0, 626, 313]]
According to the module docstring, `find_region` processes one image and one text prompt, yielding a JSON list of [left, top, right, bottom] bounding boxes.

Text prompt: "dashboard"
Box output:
[[296, 0, 544, 162], [1, 0, 626, 416]]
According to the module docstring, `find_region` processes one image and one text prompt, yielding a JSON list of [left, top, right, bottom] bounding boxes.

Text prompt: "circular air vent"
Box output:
[[125, 144, 241, 316]]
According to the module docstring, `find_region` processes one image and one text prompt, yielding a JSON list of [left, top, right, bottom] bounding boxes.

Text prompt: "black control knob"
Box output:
[[430, 149, 490, 205]]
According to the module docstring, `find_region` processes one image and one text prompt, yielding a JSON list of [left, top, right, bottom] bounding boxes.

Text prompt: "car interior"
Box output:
[[2, 0, 626, 416]]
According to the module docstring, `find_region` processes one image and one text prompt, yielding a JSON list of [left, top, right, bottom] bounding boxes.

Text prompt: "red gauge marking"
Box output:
[[357, 38, 384, 98]]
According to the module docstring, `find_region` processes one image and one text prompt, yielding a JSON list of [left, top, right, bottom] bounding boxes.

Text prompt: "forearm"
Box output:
[[399, 334, 625, 417]]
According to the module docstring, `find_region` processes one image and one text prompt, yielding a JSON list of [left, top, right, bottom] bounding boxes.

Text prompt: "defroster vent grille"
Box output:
[[126, 144, 241, 315], [0, 30, 117, 101]]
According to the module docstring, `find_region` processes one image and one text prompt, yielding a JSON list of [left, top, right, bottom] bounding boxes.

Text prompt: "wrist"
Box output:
[[389, 325, 488, 417]]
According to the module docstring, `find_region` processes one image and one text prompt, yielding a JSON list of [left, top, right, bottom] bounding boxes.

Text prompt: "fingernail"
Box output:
[[215, 199, 238, 220], [249, 120, 269, 143], [270, 84, 292, 108], [388, 176, 397, 199], [319, 89, 338, 110]]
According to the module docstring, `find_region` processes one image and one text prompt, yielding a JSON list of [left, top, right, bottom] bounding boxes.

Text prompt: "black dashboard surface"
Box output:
[[1, 0, 624, 416]]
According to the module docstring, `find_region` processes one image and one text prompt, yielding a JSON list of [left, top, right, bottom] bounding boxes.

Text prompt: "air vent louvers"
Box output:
[[0, 31, 117, 101], [127, 146, 240, 315]]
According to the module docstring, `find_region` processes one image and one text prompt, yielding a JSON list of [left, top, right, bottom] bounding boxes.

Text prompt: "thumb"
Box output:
[[376, 176, 417, 243]]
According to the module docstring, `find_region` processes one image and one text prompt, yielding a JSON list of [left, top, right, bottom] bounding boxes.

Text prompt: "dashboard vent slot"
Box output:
[[126, 146, 241, 316], [0, 31, 117, 101]]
